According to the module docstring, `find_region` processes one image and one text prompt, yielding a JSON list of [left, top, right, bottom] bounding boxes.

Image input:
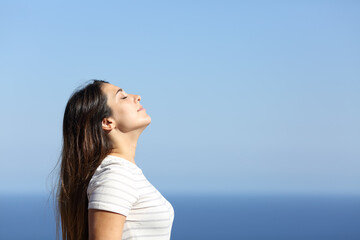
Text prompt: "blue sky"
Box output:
[[0, 0, 359, 195]]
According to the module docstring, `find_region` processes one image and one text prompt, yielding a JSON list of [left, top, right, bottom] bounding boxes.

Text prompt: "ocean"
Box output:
[[0, 193, 359, 239]]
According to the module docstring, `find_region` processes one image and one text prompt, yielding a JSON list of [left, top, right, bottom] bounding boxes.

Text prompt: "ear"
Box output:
[[102, 117, 116, 131]]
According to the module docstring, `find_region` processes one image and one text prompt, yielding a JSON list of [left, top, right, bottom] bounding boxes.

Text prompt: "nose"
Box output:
[[136, 95, 141, 102]]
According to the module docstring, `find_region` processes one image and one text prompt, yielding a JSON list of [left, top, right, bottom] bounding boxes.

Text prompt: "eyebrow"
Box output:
[[115, 88, 123, 97]]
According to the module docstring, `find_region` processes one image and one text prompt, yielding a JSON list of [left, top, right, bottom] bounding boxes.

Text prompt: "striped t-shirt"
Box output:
[[87, 155, 175, 240]]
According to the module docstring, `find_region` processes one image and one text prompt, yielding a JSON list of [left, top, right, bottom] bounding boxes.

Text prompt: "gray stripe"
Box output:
[[126, 218, 169, 222], [101, 168, 136, 181], [109, 166, 147, 182], [91, 192, 136, 203], [100, 185, 138, 199], [100, 179, 137, 191], [123, 232, 170, 240], [129, 206, 172, 215], [139, 189, 157, 197], [138, 183, 152, 190], [132, 198, 167, 210], [133, 178, 147, 182], [109, 170, 138, 182], [94, 167, 110, 175], [95, 167, 132, 179], [122, 223, 172, 233], [97, 165, 143, 181], [137, 194, 162, 204], [89, 199, 131, 211]]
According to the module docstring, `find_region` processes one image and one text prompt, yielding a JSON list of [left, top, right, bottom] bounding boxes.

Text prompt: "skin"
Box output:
[[88, 83, 151, 240]]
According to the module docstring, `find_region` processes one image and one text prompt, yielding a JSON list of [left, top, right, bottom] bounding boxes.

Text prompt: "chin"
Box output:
[[145, 117, 151, 126]]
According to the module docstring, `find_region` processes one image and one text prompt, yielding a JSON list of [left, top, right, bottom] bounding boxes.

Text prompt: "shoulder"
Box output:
[[87, 155, 142, 194], [87, 156, 142, 216]]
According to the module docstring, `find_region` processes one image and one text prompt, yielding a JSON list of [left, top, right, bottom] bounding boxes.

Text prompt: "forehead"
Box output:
[[101, 83, 121, 95], [101, 83, 123, 103]]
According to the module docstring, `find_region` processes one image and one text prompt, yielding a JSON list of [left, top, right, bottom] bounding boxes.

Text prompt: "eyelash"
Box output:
[[122, 96, 128, 99]]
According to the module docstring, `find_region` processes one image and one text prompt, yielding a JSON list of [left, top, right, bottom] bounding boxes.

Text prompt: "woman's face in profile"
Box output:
[[101, 83, 151, 132]]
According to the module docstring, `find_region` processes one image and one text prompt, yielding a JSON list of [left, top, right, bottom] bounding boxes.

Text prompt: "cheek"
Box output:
[[114, 107, 138, 123], [115, 109, 144, 132]]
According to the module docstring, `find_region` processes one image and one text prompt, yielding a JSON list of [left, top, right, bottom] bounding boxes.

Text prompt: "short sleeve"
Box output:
[[87, 163, 139, 217]]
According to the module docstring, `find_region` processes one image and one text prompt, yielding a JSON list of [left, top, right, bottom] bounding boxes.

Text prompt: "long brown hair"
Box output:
[[55, 80, 113, 240]]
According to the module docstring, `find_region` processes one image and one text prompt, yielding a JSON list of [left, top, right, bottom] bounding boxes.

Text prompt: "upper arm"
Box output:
[[88, 209, 126, 240], [87, 164, 139, 239]]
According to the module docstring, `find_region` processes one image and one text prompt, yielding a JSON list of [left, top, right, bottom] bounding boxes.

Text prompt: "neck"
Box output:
[[107, 128, 144, 165], [109, 146, 137, 165]]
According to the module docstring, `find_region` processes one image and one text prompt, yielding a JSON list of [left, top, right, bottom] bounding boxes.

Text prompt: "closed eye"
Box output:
[[122, 96, 128, 99]]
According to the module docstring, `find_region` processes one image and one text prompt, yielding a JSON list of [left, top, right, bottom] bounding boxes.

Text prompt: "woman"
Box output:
[[56, 80, 175, 240]]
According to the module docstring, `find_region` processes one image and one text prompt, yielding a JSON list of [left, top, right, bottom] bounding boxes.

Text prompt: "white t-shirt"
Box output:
[[87, 155, 175, 240]]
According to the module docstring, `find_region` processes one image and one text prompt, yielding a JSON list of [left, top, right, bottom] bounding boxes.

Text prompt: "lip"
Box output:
[[138, 107, 144, 112]]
